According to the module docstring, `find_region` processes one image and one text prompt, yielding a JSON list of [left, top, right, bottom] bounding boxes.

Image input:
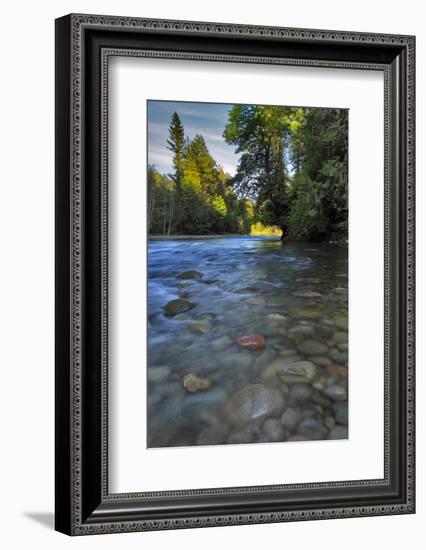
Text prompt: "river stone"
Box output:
[[324, 415, 336, 430], [266, 313, 288, 323], [329, 348, 348, 365], [310, 356, 333, 367], [211, 335, 232, 352], [280, 408, 300, 431], [196, 424, 229, 446], [298, 339, 328, 355], [334, 402, 348, 425], [294, 308, 322, 320], [289, 383, 313, 403], [275, 360, 317, 385], [253, 348, 276, 370], [188, 321, 213, 334], [298, 417, 328, 440], [262, 418, 285, 442], [333, 315, 348, 330], [329, 425, 348, 440], [177, 270, 203, 280], [338, 343, 349, 352], [164, 298, 196, 316], [333, 331, 348, 344], [296, 277, 321, 284], [147, 366, 171, 383], [236, 334, 266, 351], [288, 324, 315, 338], [322, 384, 347, 401], [226, 384, 286, 428], [182, 373, 211, 393]]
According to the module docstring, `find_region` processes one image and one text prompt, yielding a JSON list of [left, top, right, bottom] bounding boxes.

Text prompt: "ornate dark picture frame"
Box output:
[[55, 13, 415, 535]]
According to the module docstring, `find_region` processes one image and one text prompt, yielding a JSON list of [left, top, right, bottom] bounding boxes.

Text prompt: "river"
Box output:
[[147, 236, 348, 447]]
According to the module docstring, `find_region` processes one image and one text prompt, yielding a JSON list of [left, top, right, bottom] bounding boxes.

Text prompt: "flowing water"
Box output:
[[147, 236, 348, 447]]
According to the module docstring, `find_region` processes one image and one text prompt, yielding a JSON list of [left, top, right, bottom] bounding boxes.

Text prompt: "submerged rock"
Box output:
[[177, 270, 203, 280], [297, 417, 328, 440], [326, 365, 348, 381], [210, 335, 232, 352], [164, 298, 196, 316], [280, 408, 300, 431], [293, 290, 322, 299], [188, 321, 214, 334], [226, 384, 286, 428], [182, 373, 211, 393], [236, 334, 266, 351], [322, 384, 347, 401], [289, 383, 313, 403], [262, 418, 285, 442], [298, 339, 328, 355], [275, 360, 318, 385], [227, 428, 255, 445]]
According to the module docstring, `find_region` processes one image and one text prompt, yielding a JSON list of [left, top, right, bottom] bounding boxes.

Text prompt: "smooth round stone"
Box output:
[[266, 313, 288, 323], [236, 334, 266, 351], [275, 360, 317, 385], [337, 343, 348, 352], [177, 270, 203, 280], [311, 390, 332, 407], [163, 298, 196, 316], [223, 351, 254, 370], [288, 324, 315, 337], [333, 315, 348, 330], [196, 424, 229, 446], [298, 340, 328, 356], [294, 308, 321, 320], [289, 383, 313, 403], [310, 356, 333, 367], [262, 418, 285, 442], [226, 384, 286, 428], [147, 366, 171, 383], [329, 348, 348, 365], [210, 335, 232, 352], [227, 429, 255, 445], [334, 402, 348, 425], [329, 425, 348, 439], [188, 321, 214, 334], [333, 331, 348, 344], [280, 408, 300, 431], [182, 373, 211, 393], [298, 417, 328, 440], [322, 384, 347, 401]]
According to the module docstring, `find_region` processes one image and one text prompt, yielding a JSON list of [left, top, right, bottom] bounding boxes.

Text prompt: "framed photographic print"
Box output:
[[55, 14, 415, 535]]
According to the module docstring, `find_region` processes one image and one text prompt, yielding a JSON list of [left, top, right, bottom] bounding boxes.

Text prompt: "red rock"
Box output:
[[236, 334, 266, 351]]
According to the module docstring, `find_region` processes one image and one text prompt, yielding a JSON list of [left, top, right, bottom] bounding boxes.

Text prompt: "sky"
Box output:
[[147, 100, 241, 176]]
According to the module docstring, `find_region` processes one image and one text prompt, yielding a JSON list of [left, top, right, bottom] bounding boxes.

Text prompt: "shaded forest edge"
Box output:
[[148, 105, 348, 242]]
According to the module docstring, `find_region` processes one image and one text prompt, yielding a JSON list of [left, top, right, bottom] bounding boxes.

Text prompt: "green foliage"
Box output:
[[224, 104, 348, 241], [150, 105, 348, 240], [250, 222, 281, 236]]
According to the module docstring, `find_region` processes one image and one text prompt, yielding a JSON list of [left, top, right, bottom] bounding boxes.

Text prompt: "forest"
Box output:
[[147, 104, 348, 241]]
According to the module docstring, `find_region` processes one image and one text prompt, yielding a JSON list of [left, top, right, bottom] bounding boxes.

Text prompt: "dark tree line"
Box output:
[[148, 106, 348, 241]]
